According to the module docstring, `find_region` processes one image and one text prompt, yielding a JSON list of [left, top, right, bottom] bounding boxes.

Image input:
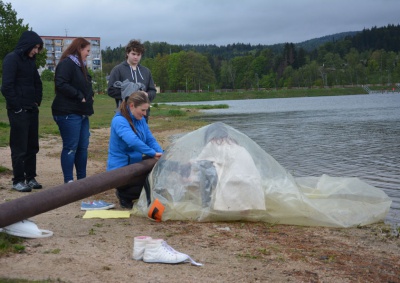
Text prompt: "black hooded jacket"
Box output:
[[1, 31, 43, 111]]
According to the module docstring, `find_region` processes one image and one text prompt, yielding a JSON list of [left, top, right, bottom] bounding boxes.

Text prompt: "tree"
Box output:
[[41, 69, 54, 81], [0, 1, 29, 74]]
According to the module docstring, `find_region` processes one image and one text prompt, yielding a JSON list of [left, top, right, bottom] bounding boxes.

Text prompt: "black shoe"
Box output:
[[119, 199, 133, 209], [115, 191, 133, 209], [27, 178, 43, 189]]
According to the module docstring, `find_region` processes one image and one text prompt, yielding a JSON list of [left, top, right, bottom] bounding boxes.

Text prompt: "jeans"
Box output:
[[53, 114, 90, 183], [7, 109, 39, 184]]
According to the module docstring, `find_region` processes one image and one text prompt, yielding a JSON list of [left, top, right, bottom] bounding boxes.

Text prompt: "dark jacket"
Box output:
[[1, 31, 43, 111], [52, 57, 94, 116]]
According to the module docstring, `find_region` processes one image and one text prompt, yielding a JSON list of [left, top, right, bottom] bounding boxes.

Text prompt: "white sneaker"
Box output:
[[143, 239, 189, 264], [133, 236, 152, 260]]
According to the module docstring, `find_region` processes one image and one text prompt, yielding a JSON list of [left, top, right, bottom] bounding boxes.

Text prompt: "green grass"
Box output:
[[0, 81, 367, 148], [0, 232, 25, 257]]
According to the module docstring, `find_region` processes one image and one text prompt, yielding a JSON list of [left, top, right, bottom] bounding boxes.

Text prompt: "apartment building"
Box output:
[[40, 36, 102, 71]]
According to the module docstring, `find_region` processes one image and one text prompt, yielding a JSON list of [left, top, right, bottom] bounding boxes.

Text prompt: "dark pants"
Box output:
[[116, 156, 152, 206], [116, 175, 151, 206], [7, 109, 39, 184]]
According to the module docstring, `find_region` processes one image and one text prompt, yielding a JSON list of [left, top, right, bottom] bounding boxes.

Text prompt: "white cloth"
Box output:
[[195, 141, 265, 211]]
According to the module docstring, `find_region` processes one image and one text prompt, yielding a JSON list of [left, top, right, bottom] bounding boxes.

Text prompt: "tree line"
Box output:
[[102, 24, 400, 92], [1, 1, 399, 93]]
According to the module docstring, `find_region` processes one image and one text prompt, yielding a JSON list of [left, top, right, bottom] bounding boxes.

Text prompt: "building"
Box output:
[[40, 36, 102, 72]]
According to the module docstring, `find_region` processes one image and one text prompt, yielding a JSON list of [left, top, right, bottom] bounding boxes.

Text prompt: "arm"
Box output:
[[112, 116, 158, 157], [34, 67, 43, 106], [143, 122, 163, 152], [107, 67, 122, 100], [1, 55, 21, 111], [146, 72, 157, 102]]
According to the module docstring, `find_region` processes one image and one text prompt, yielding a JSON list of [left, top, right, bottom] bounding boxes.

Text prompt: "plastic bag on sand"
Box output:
[[133, 122, 392, 228]]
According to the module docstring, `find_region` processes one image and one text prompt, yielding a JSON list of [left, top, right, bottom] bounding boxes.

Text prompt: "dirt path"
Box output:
[[0, 129, 399, 283]]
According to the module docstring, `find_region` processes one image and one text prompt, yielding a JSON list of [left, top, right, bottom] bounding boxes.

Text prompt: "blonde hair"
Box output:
[[119, 91, 149, 133]]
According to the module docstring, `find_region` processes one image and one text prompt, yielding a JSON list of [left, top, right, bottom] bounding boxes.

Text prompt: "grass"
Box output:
[[0, 233, 25, 256], [0, 81, 220, 147], [0, 82, 367, 148]]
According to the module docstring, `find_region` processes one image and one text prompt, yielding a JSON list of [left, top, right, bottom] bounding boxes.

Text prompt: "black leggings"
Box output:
[[116, 156, 152, 206]]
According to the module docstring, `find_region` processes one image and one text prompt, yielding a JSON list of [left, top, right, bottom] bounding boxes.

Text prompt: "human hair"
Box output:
[[120, 91, 150, 133], [125, 39, 145, 59], [59, 37, 90, 77]]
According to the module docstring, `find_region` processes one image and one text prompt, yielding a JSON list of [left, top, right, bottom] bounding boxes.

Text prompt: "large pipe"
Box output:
[[0, 158, 157, 228]]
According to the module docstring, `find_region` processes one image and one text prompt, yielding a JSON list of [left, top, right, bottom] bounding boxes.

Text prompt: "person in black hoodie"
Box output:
[[1, 30, 44, 192], [52, 37, 94, 184]]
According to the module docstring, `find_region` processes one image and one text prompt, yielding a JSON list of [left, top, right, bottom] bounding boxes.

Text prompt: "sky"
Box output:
[[6, 0, 400, 49]]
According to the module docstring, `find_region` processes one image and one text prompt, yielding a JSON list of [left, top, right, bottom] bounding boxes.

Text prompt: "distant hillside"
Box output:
[[295, 31, 360, 51], [179, 31, 361, 57]]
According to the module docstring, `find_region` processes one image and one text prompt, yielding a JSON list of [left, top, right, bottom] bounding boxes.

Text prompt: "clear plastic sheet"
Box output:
[[134, 122, 391, 227]]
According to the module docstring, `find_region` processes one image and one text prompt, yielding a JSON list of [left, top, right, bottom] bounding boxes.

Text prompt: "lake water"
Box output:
[[172, 93, 400, 226]]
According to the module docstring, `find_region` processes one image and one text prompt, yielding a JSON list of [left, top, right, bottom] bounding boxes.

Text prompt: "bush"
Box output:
[[41, 69, 54, 81]]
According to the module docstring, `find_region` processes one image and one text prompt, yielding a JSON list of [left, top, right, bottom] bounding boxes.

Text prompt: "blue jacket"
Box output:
[[107, 110, 162, 171]]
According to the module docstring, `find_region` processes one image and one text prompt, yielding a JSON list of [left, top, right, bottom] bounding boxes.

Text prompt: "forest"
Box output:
[[102, 24, 400, 92]]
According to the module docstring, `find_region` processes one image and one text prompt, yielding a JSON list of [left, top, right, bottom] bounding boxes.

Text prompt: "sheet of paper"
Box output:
[[82, 210, 131, 219]]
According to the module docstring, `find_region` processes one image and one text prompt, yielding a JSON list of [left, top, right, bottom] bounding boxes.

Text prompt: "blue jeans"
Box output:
[[53, 114, 90, 183]]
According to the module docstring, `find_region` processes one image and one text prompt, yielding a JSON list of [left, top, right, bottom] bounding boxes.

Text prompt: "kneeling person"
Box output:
[[107, 90, 163, 208]]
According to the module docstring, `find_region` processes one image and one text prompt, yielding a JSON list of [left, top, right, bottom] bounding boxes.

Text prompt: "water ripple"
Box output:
[[197, 94, 400, 225]]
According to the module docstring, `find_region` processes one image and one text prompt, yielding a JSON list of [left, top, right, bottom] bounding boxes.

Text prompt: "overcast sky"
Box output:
[[7, 0, 400, 49]]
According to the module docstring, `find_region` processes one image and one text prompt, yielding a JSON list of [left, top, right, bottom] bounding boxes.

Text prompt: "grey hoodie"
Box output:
[[107, 61, 156, 104]]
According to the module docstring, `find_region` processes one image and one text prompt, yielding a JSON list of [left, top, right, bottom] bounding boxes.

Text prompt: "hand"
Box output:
[[154, 152, 163, 160], [82, 98, 86, 102]]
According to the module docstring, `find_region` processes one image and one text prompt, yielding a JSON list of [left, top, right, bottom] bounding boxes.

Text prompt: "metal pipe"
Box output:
[[0, 158, 157, 228]]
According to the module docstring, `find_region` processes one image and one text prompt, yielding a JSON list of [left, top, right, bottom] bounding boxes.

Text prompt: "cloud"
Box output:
[[7, 0, 400, 48]]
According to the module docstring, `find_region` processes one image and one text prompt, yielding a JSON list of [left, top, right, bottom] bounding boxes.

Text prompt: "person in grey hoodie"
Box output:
[[1, 30, 44, 192], [107, 39, 156, 122]]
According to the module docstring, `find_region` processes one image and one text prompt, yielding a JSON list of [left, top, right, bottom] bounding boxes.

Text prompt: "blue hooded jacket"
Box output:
[[107, 109, 163, 171]]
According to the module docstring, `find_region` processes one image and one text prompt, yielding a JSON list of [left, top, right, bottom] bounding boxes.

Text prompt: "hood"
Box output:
[[14, 30, 43, 58]]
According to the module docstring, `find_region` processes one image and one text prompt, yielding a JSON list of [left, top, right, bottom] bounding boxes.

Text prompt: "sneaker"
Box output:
[[143, 239, 190, 264], [119, 199, 133, 209], [115, 191, 133, 209], [27, 178, 42, 189], [80, 200, 115, 211], [12, 182, 32, 192], [96, 200, 115, 208], [133, 236, 153, 260]]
